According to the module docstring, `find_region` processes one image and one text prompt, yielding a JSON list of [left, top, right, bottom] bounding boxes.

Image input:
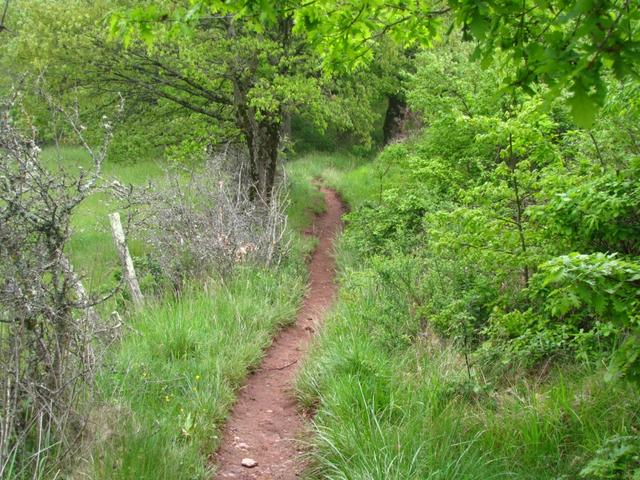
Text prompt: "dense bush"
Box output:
[[299, 214, 640, 479], [0, 98, 121, 477], [338, 40, 640, 380], [297, 44, 640, 475], [139, 148, 291, 291]]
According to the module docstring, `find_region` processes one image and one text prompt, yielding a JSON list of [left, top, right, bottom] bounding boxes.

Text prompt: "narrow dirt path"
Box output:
[[212, 187, 345, 480]]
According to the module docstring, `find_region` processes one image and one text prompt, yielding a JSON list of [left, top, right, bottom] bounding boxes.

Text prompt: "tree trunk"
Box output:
[[233, 82, 281, 203], [238, 117, 280, 203], [254, 118, 280, 202], [280, 109, 292, 143], [383, 93, 406, 145]]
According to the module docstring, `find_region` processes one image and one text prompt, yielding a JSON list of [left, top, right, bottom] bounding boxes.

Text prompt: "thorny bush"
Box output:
[[0, 96, 120, 477], [140, 147, 291, 291]]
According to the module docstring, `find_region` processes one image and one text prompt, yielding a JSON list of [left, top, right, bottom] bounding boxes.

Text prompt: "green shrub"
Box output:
[[580, 435, 640, 479], [534, 164, 640, 255], [531, 252, 640, 327]]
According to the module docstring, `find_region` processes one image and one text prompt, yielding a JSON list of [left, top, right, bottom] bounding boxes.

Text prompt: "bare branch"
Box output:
[[0, 0, 9, 32]]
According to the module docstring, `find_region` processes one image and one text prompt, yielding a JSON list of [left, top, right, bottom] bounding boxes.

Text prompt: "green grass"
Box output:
[[296, 239, 640, 479], [41, 146, 165, 298], [294, 155, 640, 480], [286, 152, 378, 209], [22, 147, 640, 479], [71, 151, 325, 478], [86, 262, 306, 479]]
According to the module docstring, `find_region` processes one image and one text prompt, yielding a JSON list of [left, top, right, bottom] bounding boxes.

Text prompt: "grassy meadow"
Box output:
[[41, 147, 165, 299], [15, 147, 639, 479], [5, 2, 640, 479], [34, 147, 314, 478]]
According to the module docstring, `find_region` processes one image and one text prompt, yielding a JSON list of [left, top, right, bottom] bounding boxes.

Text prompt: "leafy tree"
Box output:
[[5, 1, 332, 199], [338, 23, 640, 382], [149, 1, 638, 126], [110, 1, 332, 199], [294, 0, 640, 126]]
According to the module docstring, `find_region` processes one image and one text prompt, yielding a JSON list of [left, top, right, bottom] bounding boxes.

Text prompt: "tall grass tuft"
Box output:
[[88, 264, 305, 479]]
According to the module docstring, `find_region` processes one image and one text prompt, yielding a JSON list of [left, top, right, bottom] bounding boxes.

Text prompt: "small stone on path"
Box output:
[[241, 458, 258, 468], [236, 442, 249, 449]]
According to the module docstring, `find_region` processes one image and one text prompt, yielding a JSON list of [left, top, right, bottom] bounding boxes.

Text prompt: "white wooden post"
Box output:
[[109, 212, 144, 309]]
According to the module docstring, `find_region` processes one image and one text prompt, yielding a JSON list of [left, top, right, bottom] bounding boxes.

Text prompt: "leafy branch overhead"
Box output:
[[118, 0, 639, 127], [296, 0, 640, 127]]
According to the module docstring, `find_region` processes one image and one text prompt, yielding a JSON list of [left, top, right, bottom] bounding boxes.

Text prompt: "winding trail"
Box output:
[[213, 187, 345, 479]]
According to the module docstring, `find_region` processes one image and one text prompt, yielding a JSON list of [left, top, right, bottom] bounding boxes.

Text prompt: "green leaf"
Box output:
[[568, 83, 597, 128]]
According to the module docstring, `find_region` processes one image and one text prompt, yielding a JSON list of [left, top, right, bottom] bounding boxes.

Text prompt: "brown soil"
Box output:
[[212, 187, 345, 480]]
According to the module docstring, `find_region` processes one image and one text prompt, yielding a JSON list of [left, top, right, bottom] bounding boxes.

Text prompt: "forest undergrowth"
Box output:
[[2, 1, 640, 478], [294, 51, 640, 477]]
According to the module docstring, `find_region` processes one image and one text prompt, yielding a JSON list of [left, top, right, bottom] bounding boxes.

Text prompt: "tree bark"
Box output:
[[383, 93, 406, 145], [233, 78, 281, 203], [254, 118, 280, 201]]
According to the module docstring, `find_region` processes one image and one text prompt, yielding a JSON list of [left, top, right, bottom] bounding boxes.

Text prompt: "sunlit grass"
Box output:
[[40, 146, 165, 300], [88, 264, 306, 479], [287, 152, 374, 208], [295, 157, 640, 480], [76, 151, 325, 478]]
